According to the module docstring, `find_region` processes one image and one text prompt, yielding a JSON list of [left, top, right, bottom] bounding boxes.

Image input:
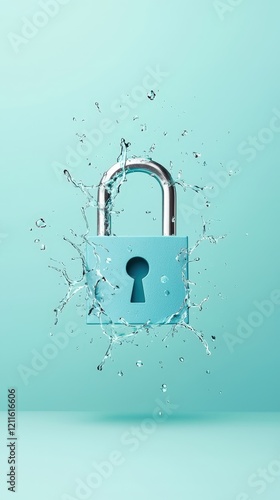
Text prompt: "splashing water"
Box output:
[[36, 218, 46, 228], [50, 138, 225, 369], [147, 90, 156, 100], [95, 102, 101, 113]]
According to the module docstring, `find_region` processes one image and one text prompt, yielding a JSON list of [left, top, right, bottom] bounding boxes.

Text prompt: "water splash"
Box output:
[[51, 142, 225, 369], [147, 90, 156, 100], [36, 218, 46, 228], [49, 256, 86, 325], [95, 102, 101, 113], [188, 218, 227, 256], [170, 168, 213, 196]]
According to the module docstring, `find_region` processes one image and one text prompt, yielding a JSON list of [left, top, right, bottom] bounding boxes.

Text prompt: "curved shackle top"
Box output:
[[97, 158, 177, 236]]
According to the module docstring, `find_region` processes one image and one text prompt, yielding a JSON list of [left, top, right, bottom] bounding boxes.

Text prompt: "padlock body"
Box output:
[[86, 236, 188, 325]]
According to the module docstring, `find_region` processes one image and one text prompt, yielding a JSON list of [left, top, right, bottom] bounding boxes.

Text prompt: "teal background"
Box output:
[[1, 0, 280, 415], [1, 412, 280, 500]]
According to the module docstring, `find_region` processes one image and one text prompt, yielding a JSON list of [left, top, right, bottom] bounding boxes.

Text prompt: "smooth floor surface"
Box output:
[[0, 412, 280, 499]]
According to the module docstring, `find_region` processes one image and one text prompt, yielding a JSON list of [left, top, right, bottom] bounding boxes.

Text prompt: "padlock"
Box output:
[[86, 158, 188, 325]]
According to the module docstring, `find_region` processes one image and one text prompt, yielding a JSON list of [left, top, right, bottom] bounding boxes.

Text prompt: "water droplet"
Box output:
[[164, 290, 170, 296], [90, 338, 93, 344], [145, 210, 151, 214], [158, 410, 163, 417], [181, 129, 188, 136], [161, 384, 167, 393], [127, 245, 132, 252], [206, 369, 210, 374], [118, 371, 124, 377], [161, 275, 169, 284], [34, 239, 40, 243], [211, 335, 216, 341], [193, 152, 201, 159], [36, 218, 46, 228], [179, 357, 184, 362], [40, 244, 46, 251], [105, 257, 112, 263], [76, 346, 79, 350], [95, 101, 101, 113], [49, 332, 53, 337], [172, 216, 176, 223], [97, 364, 103, 371], [147, 90, 156, 100], [136, 360, 143, 368]]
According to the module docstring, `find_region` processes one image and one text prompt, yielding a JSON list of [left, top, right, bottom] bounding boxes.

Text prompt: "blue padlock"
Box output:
[[86, 158, 188, 325]]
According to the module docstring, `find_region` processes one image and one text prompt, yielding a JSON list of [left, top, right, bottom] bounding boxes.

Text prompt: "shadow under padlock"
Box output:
[[86, 158, 189, 325]]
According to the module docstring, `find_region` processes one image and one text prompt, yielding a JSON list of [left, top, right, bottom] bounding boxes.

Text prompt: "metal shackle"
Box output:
[[97, 158, 177, 236]]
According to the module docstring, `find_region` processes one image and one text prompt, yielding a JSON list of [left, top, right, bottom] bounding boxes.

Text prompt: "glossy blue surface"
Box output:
[[86, 236, 188, 324]]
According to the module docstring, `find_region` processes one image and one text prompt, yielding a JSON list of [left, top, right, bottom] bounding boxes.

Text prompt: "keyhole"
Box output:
[[126, 257, 149, 303]]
